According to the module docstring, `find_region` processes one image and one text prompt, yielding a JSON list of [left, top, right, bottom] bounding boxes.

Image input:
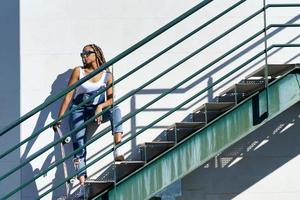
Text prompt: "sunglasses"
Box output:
[[80, 50, 95, 57]]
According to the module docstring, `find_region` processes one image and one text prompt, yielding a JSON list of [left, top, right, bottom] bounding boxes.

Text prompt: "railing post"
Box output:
[[263, 0, 269, 115], [113, 64, 118, 200]]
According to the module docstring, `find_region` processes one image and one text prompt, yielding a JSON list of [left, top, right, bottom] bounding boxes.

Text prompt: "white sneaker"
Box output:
[[114, 154, 125, 161], [114, 148, 124, 161]]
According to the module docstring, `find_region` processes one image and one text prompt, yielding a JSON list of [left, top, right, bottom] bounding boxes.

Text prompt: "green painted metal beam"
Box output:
[[105, 69, 300, 200]]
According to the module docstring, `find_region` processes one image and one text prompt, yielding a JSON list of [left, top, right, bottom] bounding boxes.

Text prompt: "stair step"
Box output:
[[239, 79, 266, 84], [193, 102, 235, 123], [167, 122, 206, 142], [221, 83, 264, 95], [139, 141, 175, 162], [246, 64, 297, 79], [115, 161, 145, 181], [85, 180, 114, 199], [200, 102, 235, 110], [214, 93, 243, 103]]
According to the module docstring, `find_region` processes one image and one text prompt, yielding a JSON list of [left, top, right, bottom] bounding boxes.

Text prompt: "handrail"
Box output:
[[0, 4, 267, 183], [1, 2, 300, 199], [1, 25, 300, 198], [4, 23, 300, 198], [37, 3, 300, 199], [266, 4, 300, 8], [0, 0, 214, 137], [0, 0, 246, 161], [40, 43, 300, 200]]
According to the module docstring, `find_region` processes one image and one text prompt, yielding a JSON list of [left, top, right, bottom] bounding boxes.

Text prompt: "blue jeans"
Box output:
[[69, 103, 123, 177]]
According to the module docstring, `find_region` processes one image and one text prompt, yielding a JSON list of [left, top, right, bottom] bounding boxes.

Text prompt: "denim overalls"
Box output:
[[69, 77, 123, 178]]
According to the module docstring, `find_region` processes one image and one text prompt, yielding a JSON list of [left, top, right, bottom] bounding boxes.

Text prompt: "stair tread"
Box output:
[[84, 180, 113, 199], [168, 122, 206, 129], [115, 161, 145, 165], [145, 141, 175, 144], [115, 161, 145, 181], [246, 64, 297, 78], [85, 180, 114, 183], [138, 141, 175, 147], [195, 102, 235, 112], [221, 83, 264, 94]]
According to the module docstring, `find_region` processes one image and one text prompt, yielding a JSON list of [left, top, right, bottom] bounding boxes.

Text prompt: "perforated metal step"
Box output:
[[222, 83, 265, 95], [214, 93, 243, 103], [115, 161, 145, 181], [193, 102, 235, 123], [139, 141, 175, 162], [246, 64, 297, 79], [85, 180, 114, 200], [167, 122, 206, 142]]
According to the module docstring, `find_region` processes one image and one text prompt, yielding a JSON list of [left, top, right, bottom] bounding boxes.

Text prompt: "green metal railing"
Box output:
[[0, 0, 214, 137], [1, 0, 257, 184], [0, 0, 246, 162], [0, 1, 299, 199]]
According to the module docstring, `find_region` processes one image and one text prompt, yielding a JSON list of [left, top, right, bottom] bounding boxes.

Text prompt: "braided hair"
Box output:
[[83, 44, 110, 72]]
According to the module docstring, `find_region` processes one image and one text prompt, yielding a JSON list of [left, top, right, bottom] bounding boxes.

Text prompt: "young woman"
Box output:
[[57, 44, 124, 196]]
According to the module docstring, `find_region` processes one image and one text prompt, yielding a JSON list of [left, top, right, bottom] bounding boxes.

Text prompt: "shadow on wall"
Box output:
[[19, 13, 300, 200], [21, 69, 74, 200], [178, 102, 300, 200]]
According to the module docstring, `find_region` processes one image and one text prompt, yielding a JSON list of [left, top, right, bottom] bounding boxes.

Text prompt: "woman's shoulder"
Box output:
[[70, 66, 82, 78], [74, 66, 83, 71], [73, 66, 83, 74]]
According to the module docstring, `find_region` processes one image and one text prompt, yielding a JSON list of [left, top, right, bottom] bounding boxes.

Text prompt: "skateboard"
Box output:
[[53, 125, 74, 199]]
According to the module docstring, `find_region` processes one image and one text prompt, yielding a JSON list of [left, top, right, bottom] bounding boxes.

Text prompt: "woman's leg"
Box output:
[[114, 132, 122, 144], [102, 105, 124, 161], [111, 106, 124, 160], [69, 105, 87, 184]]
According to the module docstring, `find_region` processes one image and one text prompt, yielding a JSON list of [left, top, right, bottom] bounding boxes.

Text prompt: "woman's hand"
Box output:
[[56, 120, 62, 127], [95, 104, 103, 125], [52, 120, 62, 132]]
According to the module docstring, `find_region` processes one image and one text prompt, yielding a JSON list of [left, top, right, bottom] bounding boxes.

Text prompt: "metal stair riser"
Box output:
[[193, 110, 221, 123], [193, 102, 234, 123], [217, 83, 264, 104], [108, 100, 253, 200], [107, 72, 300, 200], [85, 181, 113, 199], [215, 94, 244, 103], [140, 143, 174, 162], [167, 128, 196, 143], [115, 162, 145, 182]]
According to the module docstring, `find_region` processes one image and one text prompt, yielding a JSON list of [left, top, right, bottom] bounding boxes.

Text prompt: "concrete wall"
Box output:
[[176, 101, 300, 200], [0, 0, 20, 200], [0, 0, 298, 199]]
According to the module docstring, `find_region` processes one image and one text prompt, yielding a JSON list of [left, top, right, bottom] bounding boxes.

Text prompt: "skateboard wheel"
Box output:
[[70, 177, 76, 184], [64, 137, 71, 144]]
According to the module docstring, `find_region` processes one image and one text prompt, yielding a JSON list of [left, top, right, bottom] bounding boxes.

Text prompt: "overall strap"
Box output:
[[79, 67, 85, 79], [103, 72, 110, 85]]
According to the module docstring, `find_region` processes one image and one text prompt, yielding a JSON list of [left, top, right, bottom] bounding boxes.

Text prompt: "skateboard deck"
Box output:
[[53, 125, 73, 199]]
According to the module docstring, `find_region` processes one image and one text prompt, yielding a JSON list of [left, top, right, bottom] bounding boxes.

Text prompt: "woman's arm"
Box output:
[[95, 72, 113, 125], [57, 67, 80, 126]]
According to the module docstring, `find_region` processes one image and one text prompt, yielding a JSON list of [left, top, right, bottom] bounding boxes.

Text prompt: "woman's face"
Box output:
[[81, 46, 96, 65]]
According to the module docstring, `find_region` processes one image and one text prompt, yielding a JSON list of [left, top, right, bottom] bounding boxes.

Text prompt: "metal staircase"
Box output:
[[86, 64, 300, 200], [0, 1, 300, 200]]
